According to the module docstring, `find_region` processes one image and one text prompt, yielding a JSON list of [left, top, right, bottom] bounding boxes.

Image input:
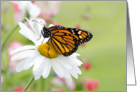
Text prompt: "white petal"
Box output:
[[69, 69, 78, 79], [25, 18, 39, 38], [10, 45, 35, 55], [59, 56, 82, 66], [57, 58, 72, 69], [23, 57, 35, 70], [64, 71, 72, 82], [11, 50, 36, 61], [33, 62, 44, 75], [33, 56, 45, 72], [69, 58, 83, 66], [34, 72, 41, 80], [30, 18, 46, 37], [16, 59, 27, 72], [18, 22, 37, 43], [42, 60, 51, 78], [73, 66, 82, 74], [60, 65, 72, 82], [28, 3, 40, 18], [49, 24, 54, 27], [51, 59, 64, 78], [69, 53, 80, 58]]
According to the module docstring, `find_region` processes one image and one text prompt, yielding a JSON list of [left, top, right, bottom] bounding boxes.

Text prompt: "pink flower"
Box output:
[[83, 61, 91, 70], [1, 76, 4, 84], [84, 79, 99, 91], [51, 88, 65, 91], [81, 43, 87, 46], [8, 41, 23, 72], [14, 86, 24, 91], [53, 21, 62, 26], [34, 1, 61, 22], [52, 76, 76, 90], [75, 24, 81, 29]]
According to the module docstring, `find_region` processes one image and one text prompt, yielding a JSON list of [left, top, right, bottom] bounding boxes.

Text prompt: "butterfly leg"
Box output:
[[41, 38, 45, 44]]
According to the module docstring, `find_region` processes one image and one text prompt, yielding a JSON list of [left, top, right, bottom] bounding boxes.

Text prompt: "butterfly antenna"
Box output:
[[40, 21, 45, 26], [32, 20, 45, 26]]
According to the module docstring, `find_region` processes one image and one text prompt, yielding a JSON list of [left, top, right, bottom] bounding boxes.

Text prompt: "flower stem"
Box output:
[[24, 76, 34, 91], [1, 18, 26, 51], [41, 77, 44, 91]]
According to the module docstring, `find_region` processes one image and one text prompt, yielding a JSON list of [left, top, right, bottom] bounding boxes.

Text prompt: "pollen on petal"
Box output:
[[38, 43, 58, 58]]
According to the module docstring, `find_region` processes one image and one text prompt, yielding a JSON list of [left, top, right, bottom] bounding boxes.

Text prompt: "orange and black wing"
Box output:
[[47, 25, 93, 56]]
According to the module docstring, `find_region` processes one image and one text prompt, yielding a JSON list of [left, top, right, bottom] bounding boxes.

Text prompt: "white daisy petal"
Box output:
[[23, 57, 35, 70], [33, 56, 45, 72], [64, 73, 72, 82], [69, 58, 83, 66], [10, 45, 35, 55], [51, 59, 64, 78], [16, 59, 27, 72], [69, 53, 80, 58], [61, 67, 72, 82], [34, 72, 42, 80], [31, 18, 46, 37], [42, 60, 51, 78], [33, 62, 44, 75], [57, 58, 72, 69], [11, 50, 36, 61], [73, 66, 82, 74], [25, 18, 39, 38], [69, 69, 78, 79], [18, 22, 37, 43], [49, 24, 54, 27]]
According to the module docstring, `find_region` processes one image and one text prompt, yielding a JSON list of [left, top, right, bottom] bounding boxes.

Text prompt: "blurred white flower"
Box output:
[[10, 18, 82, 82], [34, 1, 61, 22], [12, 1, 61, 23], [12, 1, 40, 23]]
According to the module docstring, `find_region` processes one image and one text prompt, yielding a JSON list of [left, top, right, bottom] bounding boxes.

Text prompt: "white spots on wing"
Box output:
[[71, 30, 75, 34], [78, 31, 82, 35], [79, 36, 82, 39]]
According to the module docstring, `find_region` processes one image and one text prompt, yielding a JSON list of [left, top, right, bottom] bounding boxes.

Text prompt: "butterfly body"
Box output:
[[41, 25, 93, 56]]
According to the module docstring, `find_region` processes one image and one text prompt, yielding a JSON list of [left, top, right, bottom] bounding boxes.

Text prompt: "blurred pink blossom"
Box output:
[[53, 21, 62, 26], [51, 88, 65, 91], [75, 24, 81, 29], [51, 76, 76, 90], [83, 61, 91, 70], [8, 41, 23, 72], [81, 42, 87, 46], [84, 79, 99, 91], [14, 86, 24, 91], [1, 76, 4, 84]]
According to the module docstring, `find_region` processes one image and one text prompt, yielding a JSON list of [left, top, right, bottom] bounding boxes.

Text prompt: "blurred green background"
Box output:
[[1, 1, 126, 91]]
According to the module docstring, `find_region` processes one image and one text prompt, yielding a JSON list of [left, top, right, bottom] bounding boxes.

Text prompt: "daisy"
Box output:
[[10, 18, 83, 82]]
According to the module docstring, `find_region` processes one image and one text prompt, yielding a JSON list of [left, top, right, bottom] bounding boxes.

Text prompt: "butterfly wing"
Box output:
[[47, 25, 93, 56]]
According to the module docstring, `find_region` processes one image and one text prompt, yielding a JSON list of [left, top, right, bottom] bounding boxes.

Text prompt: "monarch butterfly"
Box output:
[[41, 25, 93, 56]]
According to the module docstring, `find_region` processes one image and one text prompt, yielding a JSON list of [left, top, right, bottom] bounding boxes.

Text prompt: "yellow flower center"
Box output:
[[38, 43, 58, 58]]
